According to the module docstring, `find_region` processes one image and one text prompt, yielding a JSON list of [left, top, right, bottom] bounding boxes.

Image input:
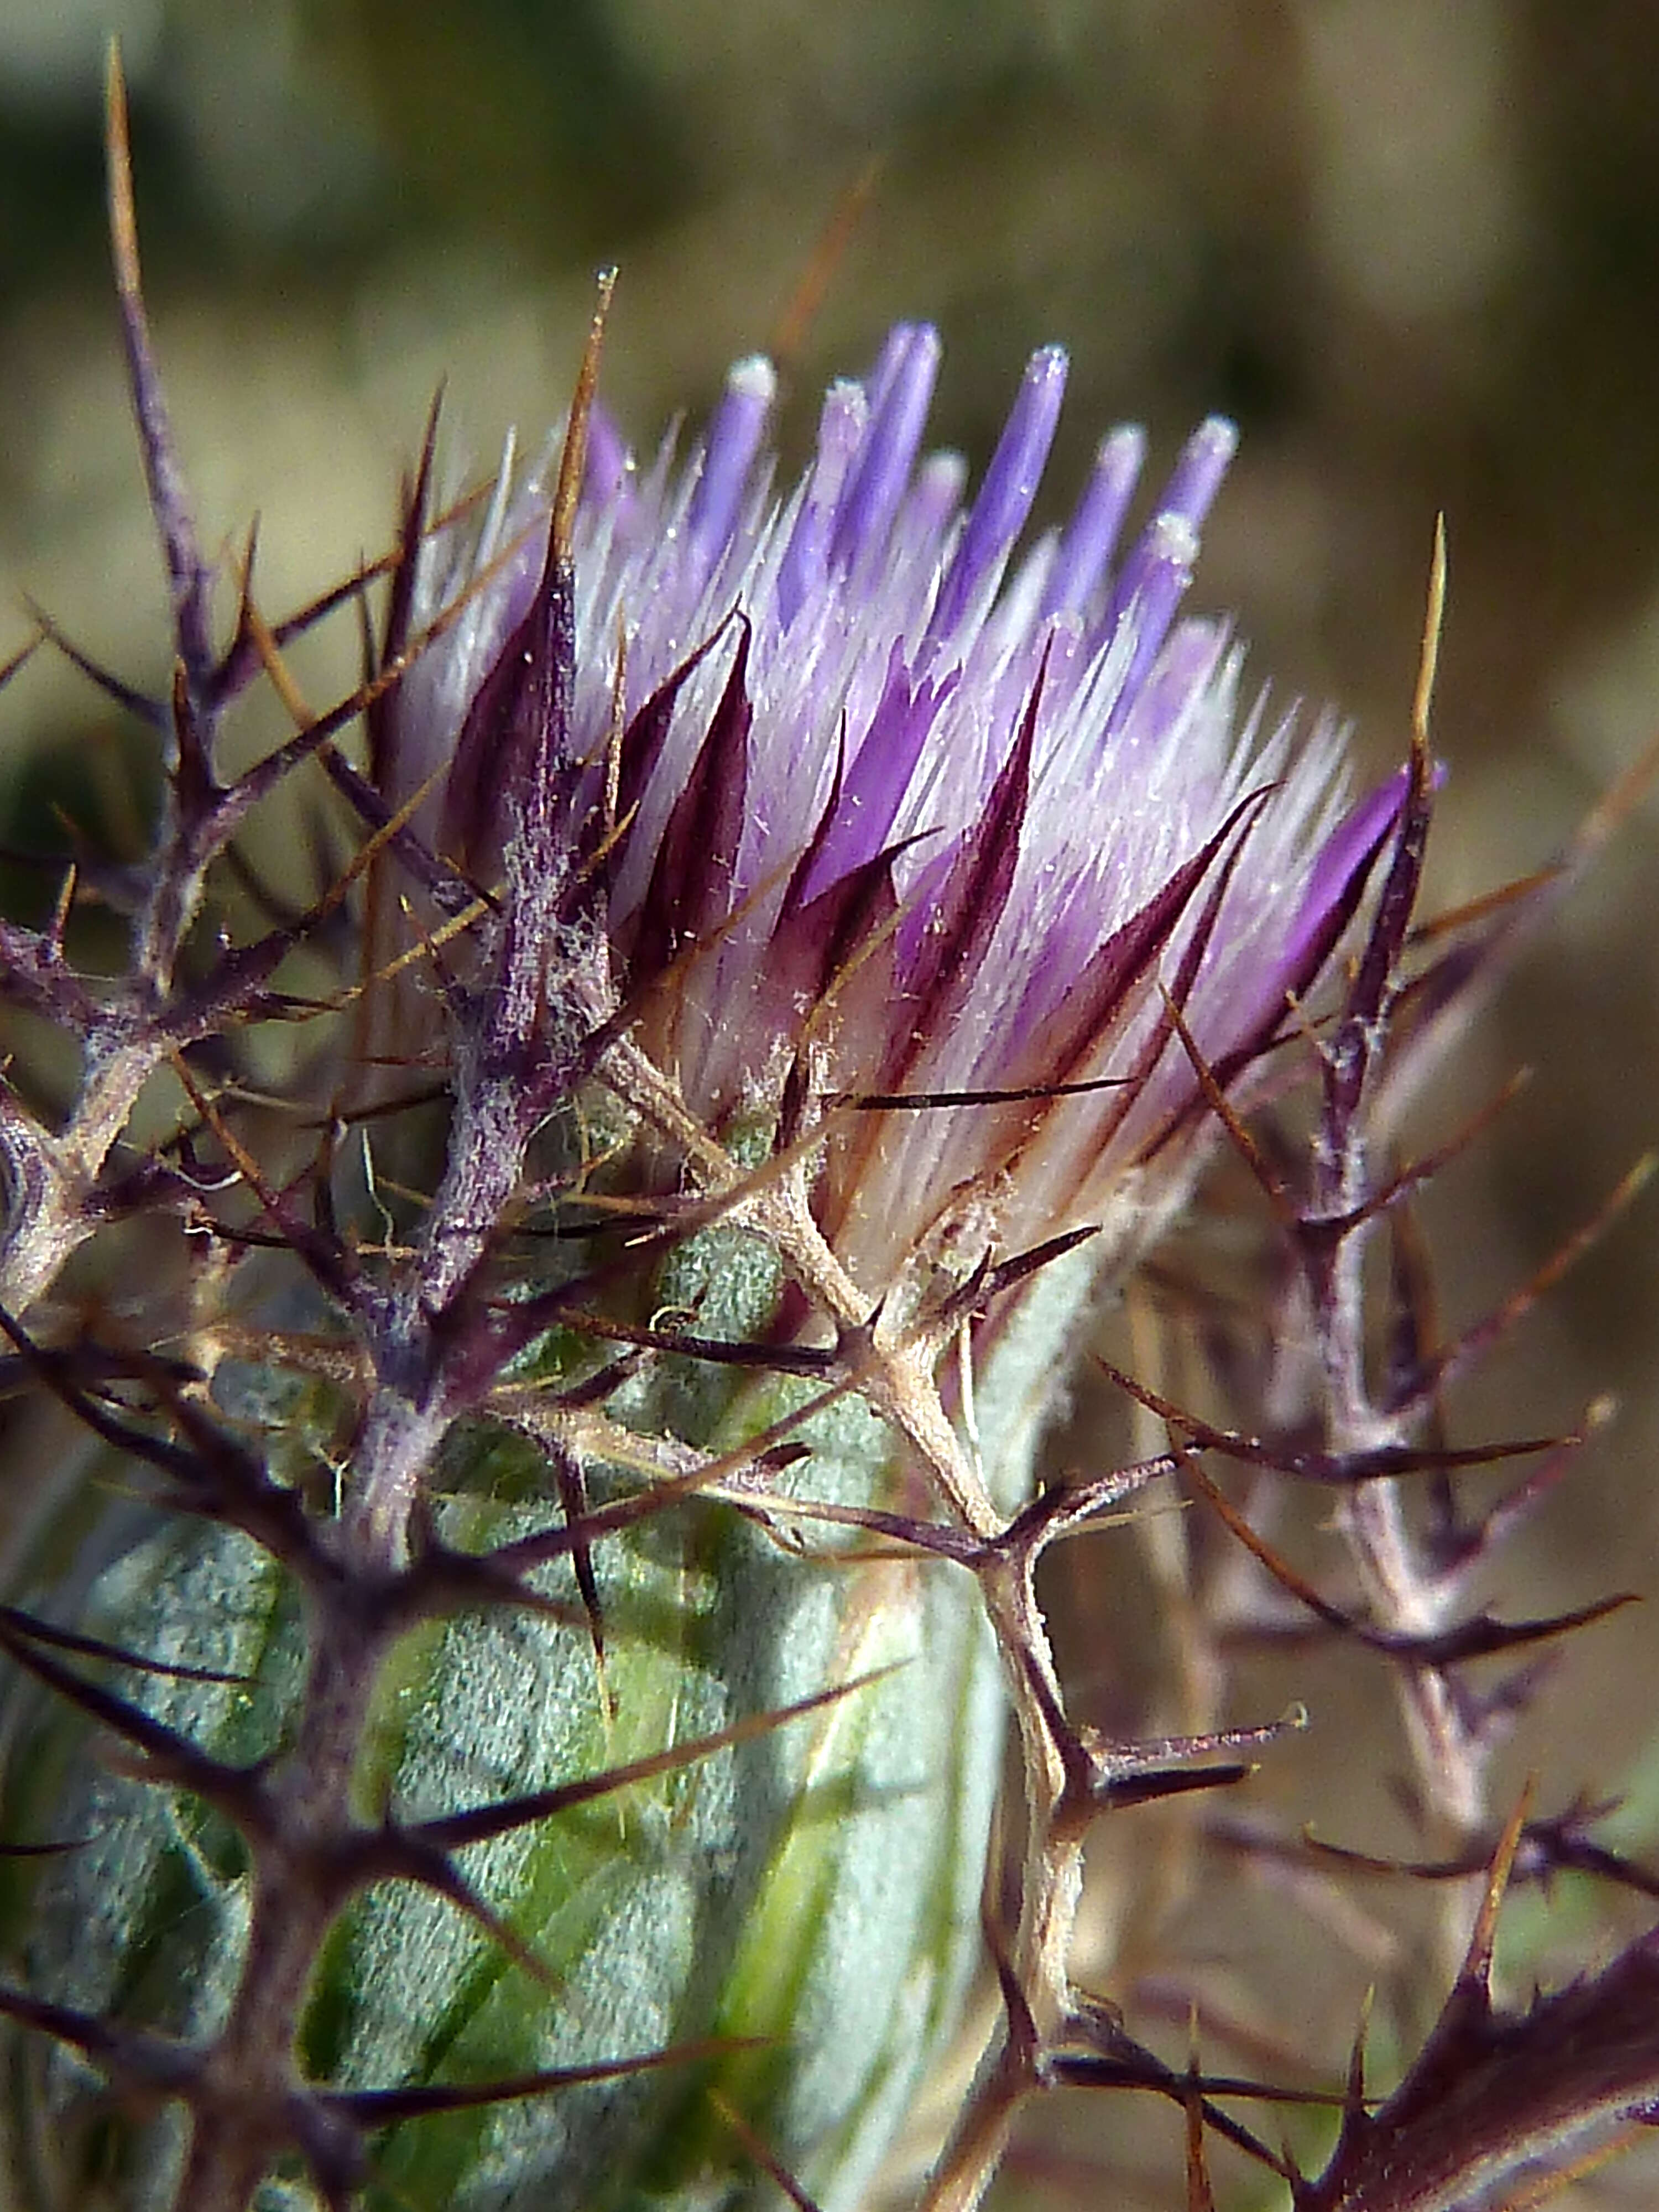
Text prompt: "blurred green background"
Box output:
[[3, 0, 1659, 2199]]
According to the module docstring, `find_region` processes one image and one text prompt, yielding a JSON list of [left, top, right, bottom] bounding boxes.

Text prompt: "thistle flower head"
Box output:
[[385, 323, 1402, 1289], [24, 132, 1644, 2205]]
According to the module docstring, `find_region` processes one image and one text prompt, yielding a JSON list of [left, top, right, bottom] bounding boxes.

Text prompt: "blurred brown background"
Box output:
[[2, 0, 1658, 2197]]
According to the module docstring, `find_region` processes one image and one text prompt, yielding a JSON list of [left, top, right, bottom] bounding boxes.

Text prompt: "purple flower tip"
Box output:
[[688, 353, 777, 564], [927, 344, 1068, 645]]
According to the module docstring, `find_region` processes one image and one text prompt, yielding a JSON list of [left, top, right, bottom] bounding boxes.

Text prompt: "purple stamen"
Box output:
[[1096, 512, 1202, 738], [925, 346, 1068, 648], [1100, 416, 1237, 638], [1155, 413, 1238, 533], [687, 353, 776, 563], [1039, 424, 1146, 622], [860, 320, 916, 418], [830, 323, 942, 574], [777, 378, 868, 629], [1093, 418, 1238, 731]]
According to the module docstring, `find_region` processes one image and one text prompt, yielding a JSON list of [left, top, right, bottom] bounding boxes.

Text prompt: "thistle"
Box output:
[[3, 58, 1658, 2212]]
